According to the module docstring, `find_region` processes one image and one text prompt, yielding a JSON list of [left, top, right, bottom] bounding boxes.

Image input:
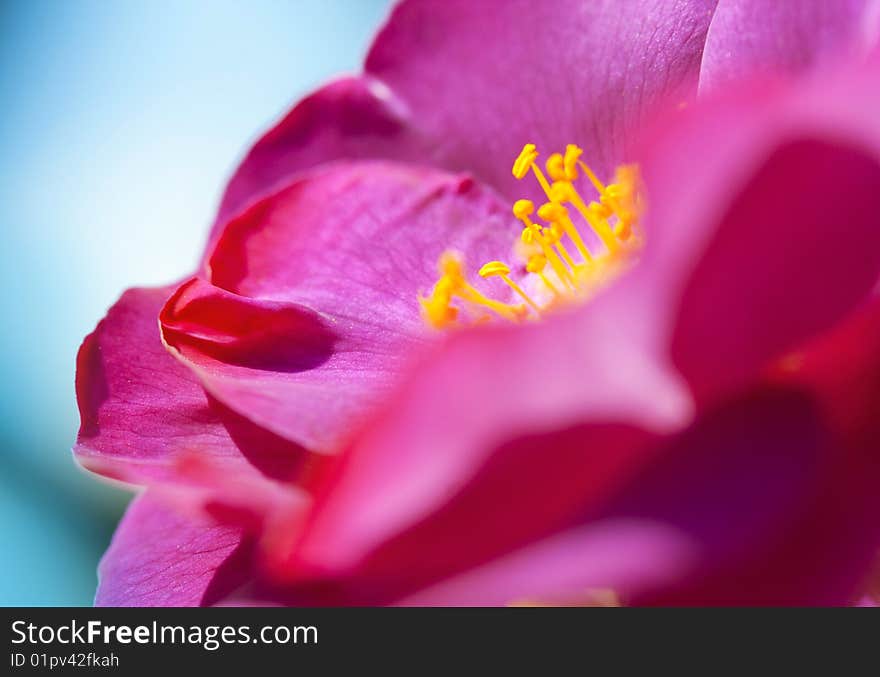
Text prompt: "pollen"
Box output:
[[419, 143, 643, 329]]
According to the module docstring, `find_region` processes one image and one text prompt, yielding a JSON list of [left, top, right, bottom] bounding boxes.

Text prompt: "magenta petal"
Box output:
[[96, 493, 250, 607], [396, 520, 696, 606], [280, 291, 692, 580], [288, 375, 823, 604], [671, 137, 880, 399], [169, 161, 521, 452], [642, 299, 880, 605], [75, 286, 306, 513], [209, 161, 519, 329], [213, 0, 718, 241], [700, 0, 878, 92], [635, 66, 880, 401], [363, 0, 717, 201], [213, 77, 424, 246]]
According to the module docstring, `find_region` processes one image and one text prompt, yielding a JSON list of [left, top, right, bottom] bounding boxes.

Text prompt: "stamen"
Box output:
[[479, 261, 541, 314], [565, 143, 606, 193], [541, 224, 577, 272], [526, 255, 560, 297], [421, 143, 642, 329], [537, 201, 593, 263], [513, 200, 575, 287], [551, 180, 619, 255], [545, 153, 567, 182], [512, 143, 553, 198], [521, 225, 575, 290]]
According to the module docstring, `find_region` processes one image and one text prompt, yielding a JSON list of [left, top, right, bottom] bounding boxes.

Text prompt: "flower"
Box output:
[[76, 0, 880, 606]]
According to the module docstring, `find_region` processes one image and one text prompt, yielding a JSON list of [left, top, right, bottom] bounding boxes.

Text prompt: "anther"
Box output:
[[526, 254, 560, 297], [479, 260, 541, 313], [539, 197, 594, 263], [513, 143, 553, 198], [512, 199, 535, 220], [546, 153, 567, 181], [512, 144, 539, 179], [563, 144, 582, 181]]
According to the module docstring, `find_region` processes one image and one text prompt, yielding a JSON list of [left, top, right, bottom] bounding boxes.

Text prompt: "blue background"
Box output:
[[0, 0, 391, 605]]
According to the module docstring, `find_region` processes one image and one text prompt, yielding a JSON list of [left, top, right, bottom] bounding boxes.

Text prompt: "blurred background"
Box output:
[[0, 0, 391, 605]]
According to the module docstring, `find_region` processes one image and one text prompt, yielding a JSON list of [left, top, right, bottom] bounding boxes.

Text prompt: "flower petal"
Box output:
[[396, 519, 697, 606], [213, 0, 719, 243], [272, 283, 693, 581], [168, 161, 522, 452], [363, 0, 717, 200], [700, 0, 879, 92], [96, 493, 250, 607], [213, 77, 423, 242], [635, 65, 880, 401], [75, 286, 306, 517], [269, 63, 880, 598], [642, 297, 880, 605]]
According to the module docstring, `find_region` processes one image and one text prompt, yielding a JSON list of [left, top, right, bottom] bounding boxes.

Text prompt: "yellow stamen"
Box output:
[[479, 261, 541, 314], [521, 224, 575, 289], [526, 255, 560, 297], [513, 200, 576, 287], [419, 252, 525, 327], [545, 153, 567, 181], [513, 143, 553, 198], [563, 143, 606, 196], [551, 181, 618, 255], [542, 224, 578, 272], [421, 144, 643, 329], [537, 201, 593, 263]]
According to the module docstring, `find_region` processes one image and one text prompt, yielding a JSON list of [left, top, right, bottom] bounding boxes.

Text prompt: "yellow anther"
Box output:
[[608, 163, 643, 235], [419, 292, 458, 328], [546, 153, 567, 181], [478, 258, 541, 314], [512, 143, 538, 179], [527, 254, 560, 298], [537, 201, 567, 223], [549, 180, 573, 203], [563, 144, 582, 180], [512, 143, 553, 198], [478, 261, 511, 278], [438, 250, 466, 284], [525, 254, 547, 274], [593, 200, 614, 219], [512, 199, 535, 219], [418, 276, 458, 329], [519, 224, 574, 288]]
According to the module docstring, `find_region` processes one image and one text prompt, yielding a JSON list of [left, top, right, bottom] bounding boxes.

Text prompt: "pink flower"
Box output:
[[77, 0, 880, 606]]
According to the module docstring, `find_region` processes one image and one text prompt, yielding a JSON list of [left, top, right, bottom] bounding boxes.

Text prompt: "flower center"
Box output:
[[420, 143, 643, 328]]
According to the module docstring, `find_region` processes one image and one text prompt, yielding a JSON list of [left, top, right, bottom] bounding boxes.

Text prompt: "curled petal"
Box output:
[[172, 161, 522, 452], [75, 286, 306, 520]]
